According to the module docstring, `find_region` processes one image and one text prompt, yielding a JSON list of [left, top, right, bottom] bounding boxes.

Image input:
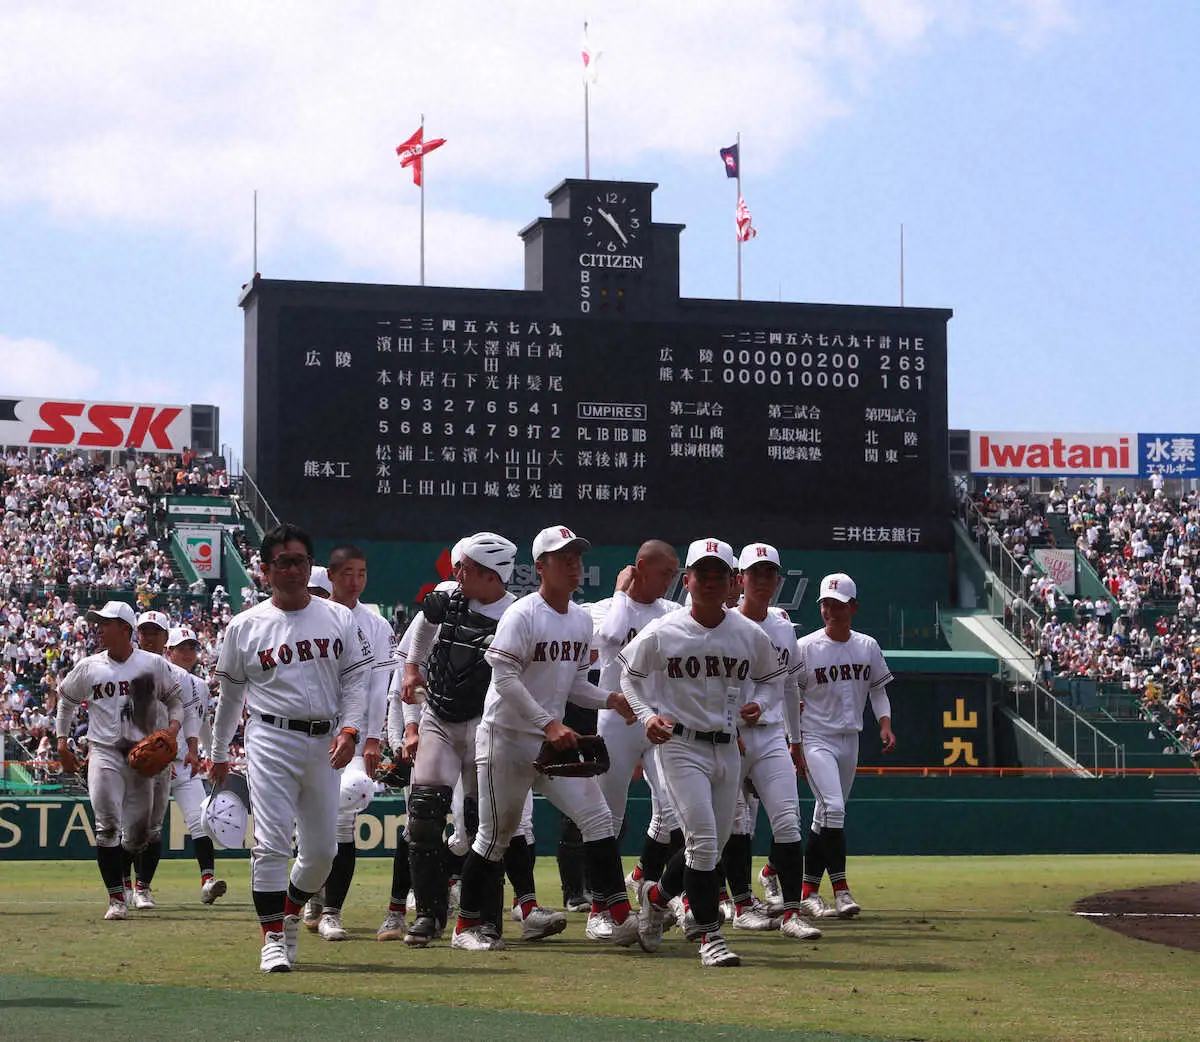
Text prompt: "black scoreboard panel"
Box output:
[[258, 293, 950, 551]]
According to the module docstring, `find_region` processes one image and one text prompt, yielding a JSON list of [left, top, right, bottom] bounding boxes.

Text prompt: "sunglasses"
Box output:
[[269, 553, 312, 571]]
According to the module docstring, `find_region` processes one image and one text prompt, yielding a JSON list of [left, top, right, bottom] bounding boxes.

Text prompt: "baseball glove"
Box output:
[[128, 728, 178, 777], [532, 734, 610, 778]]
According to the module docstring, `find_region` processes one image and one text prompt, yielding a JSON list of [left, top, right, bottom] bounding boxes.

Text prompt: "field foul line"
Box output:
[[1074, 911, 1200, 919]]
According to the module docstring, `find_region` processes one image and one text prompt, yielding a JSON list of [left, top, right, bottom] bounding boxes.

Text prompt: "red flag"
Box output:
[[396, 127, 446, 188], [736, 194, 758, 242]]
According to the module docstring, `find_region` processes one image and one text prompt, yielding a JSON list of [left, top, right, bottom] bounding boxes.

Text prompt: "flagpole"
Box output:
[[252, 189, 258, 275], [420, 113, 426, 286], [736, 131, 742, 301], [583, 21, 591, 179]]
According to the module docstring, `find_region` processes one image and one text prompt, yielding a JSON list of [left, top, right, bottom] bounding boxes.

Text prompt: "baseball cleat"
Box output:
[[377, 910, 408, 941], [586, 909, 614, 940], [283, 913, 301, 965], [406, 889, 417, 912], [698, 931, 741, 967], [131, 887, 156, 910], [403, 915, 439, 947], [302, 894, 324, 931], [758, 867, 783, 911], [624, 867, 644, 892], [799, 894, 829, 919], [200, 878, 227, 905], [779, 913, 823, 940], [832, 889, 861, 918], [123, 886, 135, 907], [519, 905, 568, 941], [318, 912, 349, 941], [260, 931, 291, 973], [510, 903, 523, 923], [564, 894, 590, 913], [636, 884, 670, 953], [450, 924, 505, 951], [732, 904, 780, 931], [104, 898, 128, 921], [719, 898, 735, 923], [673, 896, 704, 941], [608, 912, 640, 947]]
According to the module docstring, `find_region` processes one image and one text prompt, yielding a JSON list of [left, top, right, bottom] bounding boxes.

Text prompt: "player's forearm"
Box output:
[[620, 674, 656, 726], [405, 613, 438, 668], [783, 682, 803, 740], [54, 699, 76, 739], [337, 664, 369, 739], [869, 689, 892, 723], [595, 591, 633, 648], [211, 683, 245, 760], [365, 673, 388, 740], [566, 671, 610, 710], [490, 658, 554, 731]]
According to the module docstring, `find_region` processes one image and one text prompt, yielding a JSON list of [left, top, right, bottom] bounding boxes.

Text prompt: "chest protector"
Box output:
[[422, 590, 499, 722]]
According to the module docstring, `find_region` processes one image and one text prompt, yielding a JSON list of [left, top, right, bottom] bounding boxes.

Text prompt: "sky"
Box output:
[[2, 0, 1197, 466]]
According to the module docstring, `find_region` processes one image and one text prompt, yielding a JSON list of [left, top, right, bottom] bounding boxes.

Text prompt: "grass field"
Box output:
[[3, 854, 1198, 1041]]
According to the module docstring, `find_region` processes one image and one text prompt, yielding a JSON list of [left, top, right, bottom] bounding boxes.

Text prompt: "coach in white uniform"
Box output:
[[796, 572, 895, 920], [55, 600, 184, 922], [211, 523, 371, 973], [451, 524, 640, 952], [622, 539, 784, 967]]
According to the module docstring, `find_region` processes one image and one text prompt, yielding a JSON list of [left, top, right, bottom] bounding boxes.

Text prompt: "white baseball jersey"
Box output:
[[211, 596, 371, 760], [481, 592, 607, 736], [56, 649, 183, 749], [794, 628, 893, 735], [592, 591, 680, 691], [168, 660, 207, 763], [351, 601, 397, 741], [741, 606, 803, 736], [619, 607, 784, 733]]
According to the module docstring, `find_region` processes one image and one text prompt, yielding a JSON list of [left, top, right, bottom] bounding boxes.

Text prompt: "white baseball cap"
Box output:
[[532, 524, 591, 559], [307, 565, 332, 596], [737, 543, 781, 571], [685, 538, 737, 570], [818, 572, 857, 603], [135, 610, 171, 632], [167, 626, 201, 648], [86, 601, 137, 630]]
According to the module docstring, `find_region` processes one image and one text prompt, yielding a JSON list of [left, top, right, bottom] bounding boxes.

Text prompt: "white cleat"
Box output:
[[758, 868, 784, 911], [377, 910, 407, 941], [780, 913, 823, 940], [200, 878, 227, 905], [510, 903, 523, 923], [585, 910, 613, 941], [131, 887, 156, 910], [104, 898, 128, 921], [637, 884, 670, 953], [123, 886, 134, 907], [565, 895, 591, 913], [260, 931, 291, 973], [318, 912, 349, 941], [283, 913, 301, 965], [608, 912, 640, 947], [519, 905, 568, 941], [302, 894, 324, 932], [832, 889, 861, 918], [671, 896, 704, 941], [625, 869, 644, 892], [732, 904, 780, 931], [799, 894, 830, 919], [450, 924, 505, 951], [698, 930, 741, 967]]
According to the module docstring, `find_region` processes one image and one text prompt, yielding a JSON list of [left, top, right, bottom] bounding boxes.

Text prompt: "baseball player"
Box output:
[[166, 625, 228, 904], [211, 523, 371, 973], [398, 533, 520, 946], [621, 539, 785, 967], [590, 541, 683, 939], [306, 544, 397, 942], [451, 524, 640, 952], [722, 543, 821, 940], [54, 600, 184, 921], [795, 572, 896, 919]]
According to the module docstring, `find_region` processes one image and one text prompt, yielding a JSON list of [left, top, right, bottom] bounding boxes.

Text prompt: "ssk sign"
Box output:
[[0, 396, 191, 453], [970, 431, 1138, 477]]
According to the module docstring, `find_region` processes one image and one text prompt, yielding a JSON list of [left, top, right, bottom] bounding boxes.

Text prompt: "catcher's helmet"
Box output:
[[459, 532, 518, 584]]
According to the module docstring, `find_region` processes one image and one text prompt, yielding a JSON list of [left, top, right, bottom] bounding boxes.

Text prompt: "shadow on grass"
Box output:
[[0, 997, 116, 1009]]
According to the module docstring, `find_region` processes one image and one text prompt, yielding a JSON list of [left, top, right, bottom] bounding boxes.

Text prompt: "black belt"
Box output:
[[259, 712, 334, 737], [672, 723, 732, 745]]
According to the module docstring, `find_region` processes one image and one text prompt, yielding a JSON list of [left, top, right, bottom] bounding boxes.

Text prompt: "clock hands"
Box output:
[[596, 206, 629, 246]]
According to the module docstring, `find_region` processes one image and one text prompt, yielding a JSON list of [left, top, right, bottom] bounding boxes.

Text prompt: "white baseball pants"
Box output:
[[801, 730, 859, 830], [655, 737, 740, 872], [740, 722, 803, 843], [598, 707, 678, 839], [88, 744, 155, 850]]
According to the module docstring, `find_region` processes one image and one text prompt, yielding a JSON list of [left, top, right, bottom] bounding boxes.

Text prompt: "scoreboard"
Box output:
[[242, 179, 951, 553]]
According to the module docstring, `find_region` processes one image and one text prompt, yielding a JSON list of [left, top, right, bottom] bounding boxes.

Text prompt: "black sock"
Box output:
[[253, 889, 286, 929], [684, 865, 722, 934], [193, 835, 216, 876], [323, 841, 357, 911], [504, 835, 536, 906], [721, 833, 753, 905], [804, 827, 827, 889], [772, 840, 806, 906], [97, 845, 125, 897], [638, 835, 673, 882], [390, 835, 412, 907], [659, 847, 687, 899], [135, 837, 163, 888], [557, 815, 585, 902], [582, 836, 626, 907], [823, 827, 848, 885]]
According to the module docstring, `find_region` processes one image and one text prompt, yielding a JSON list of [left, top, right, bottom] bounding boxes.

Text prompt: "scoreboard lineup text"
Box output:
[[244, 178, 952, 554]]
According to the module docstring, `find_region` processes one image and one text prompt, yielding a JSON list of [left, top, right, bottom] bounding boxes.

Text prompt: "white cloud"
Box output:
[[0, 0, 1071, 285], [0, 335, 101, 398]]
